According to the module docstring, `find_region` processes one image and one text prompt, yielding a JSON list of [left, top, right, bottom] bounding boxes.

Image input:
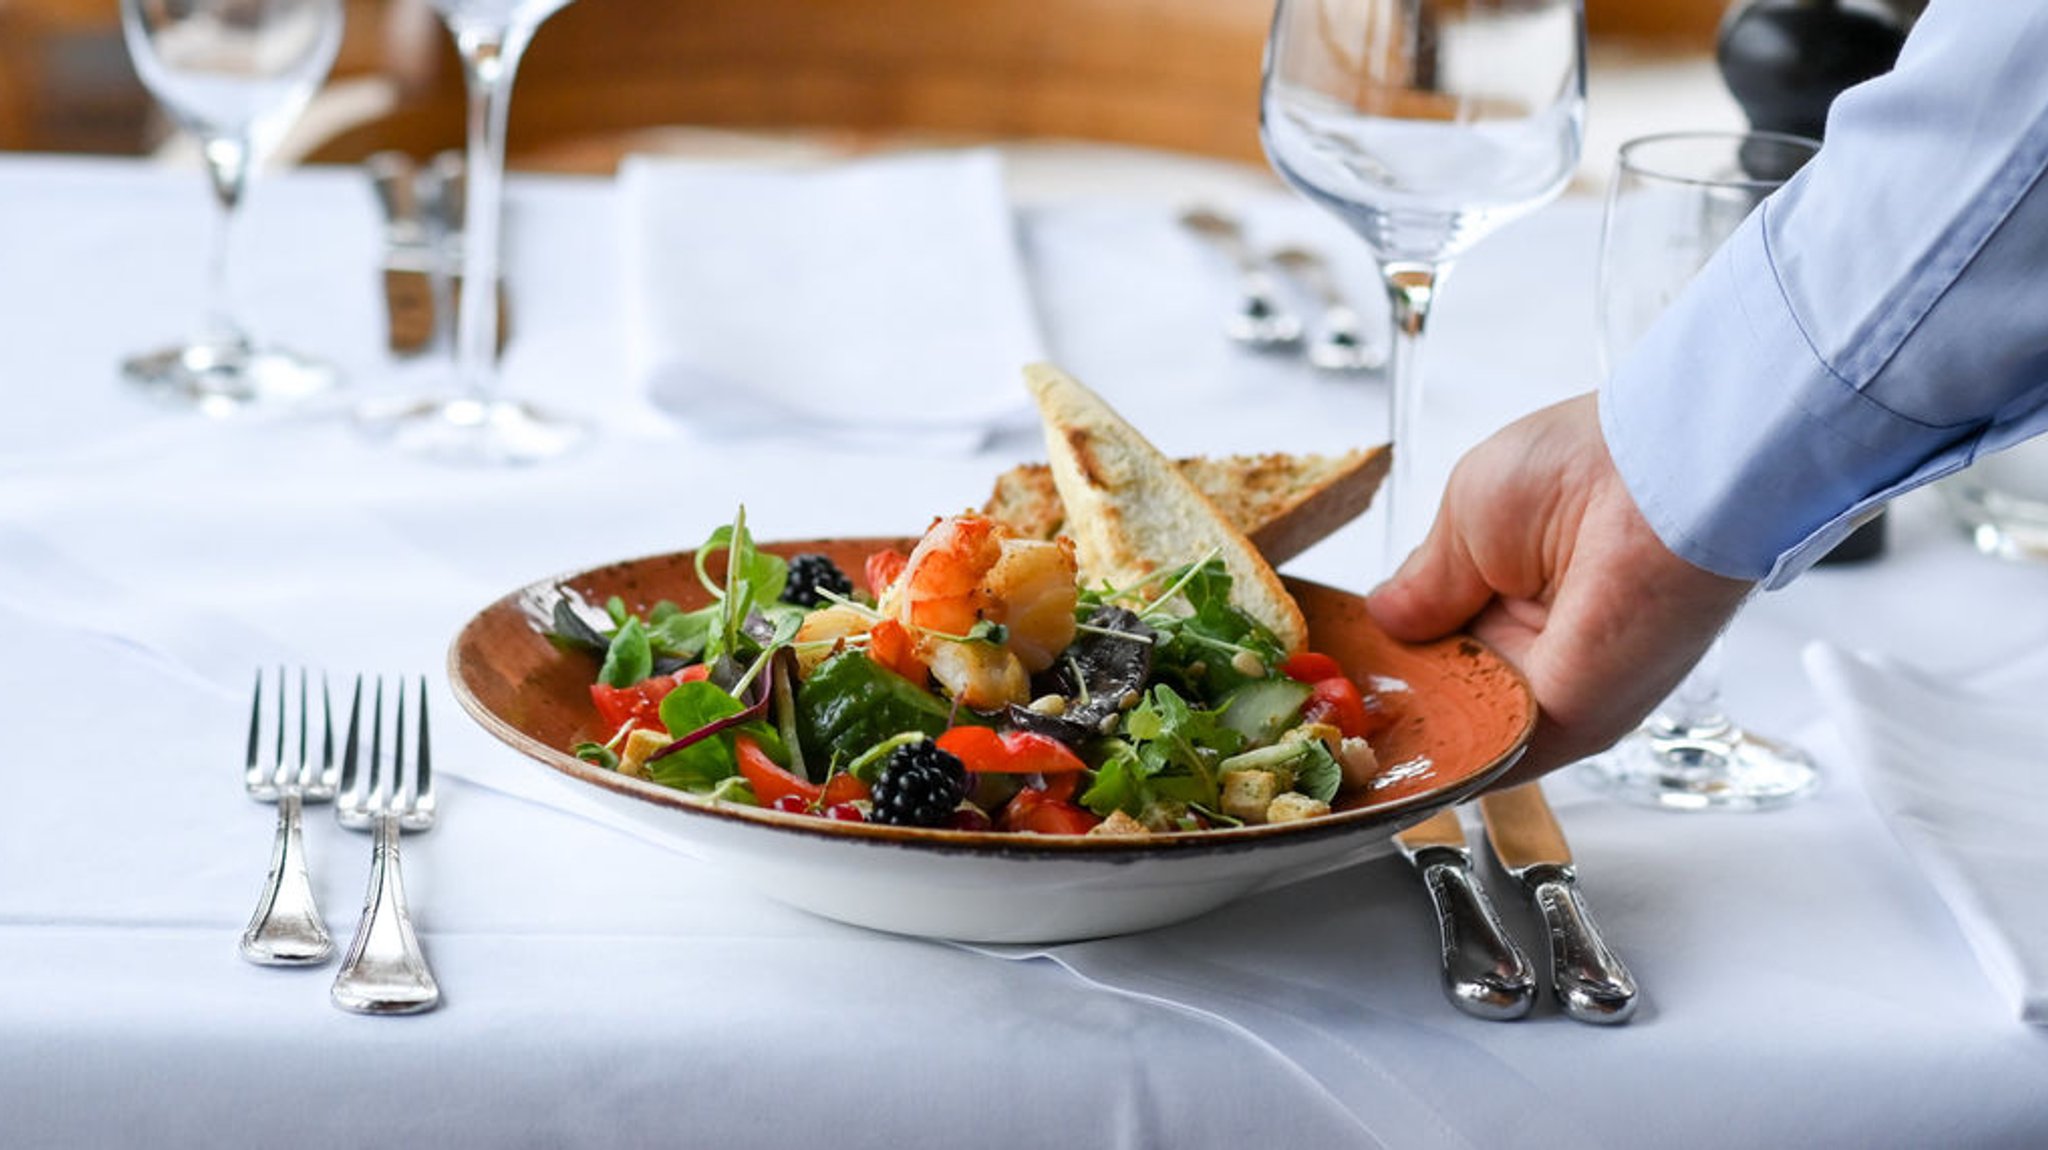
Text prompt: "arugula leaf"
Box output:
[[1078, 685, 1244, 818], [597, 616, 653, 688]]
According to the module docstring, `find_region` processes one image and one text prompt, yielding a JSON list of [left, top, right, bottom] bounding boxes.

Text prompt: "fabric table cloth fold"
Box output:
[[1806, 641, 2048, 1024]]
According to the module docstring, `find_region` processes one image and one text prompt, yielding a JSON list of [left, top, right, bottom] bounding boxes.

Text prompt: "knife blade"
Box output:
[[1479, 784, 1639, 1024], [1394, 806, 1535, 1020], [366, 151, 439, 356]]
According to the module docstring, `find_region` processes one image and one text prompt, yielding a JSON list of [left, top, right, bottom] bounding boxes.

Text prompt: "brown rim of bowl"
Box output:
[[447, 541, 1537, 860]]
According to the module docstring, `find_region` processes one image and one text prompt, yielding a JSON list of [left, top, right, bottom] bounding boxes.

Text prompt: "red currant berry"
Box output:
[[769, 795, 810, 814], [825, 802, 866, 822]]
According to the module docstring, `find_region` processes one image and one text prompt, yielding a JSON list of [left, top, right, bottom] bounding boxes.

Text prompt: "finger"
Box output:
[[1366, 515, 1497, 642]]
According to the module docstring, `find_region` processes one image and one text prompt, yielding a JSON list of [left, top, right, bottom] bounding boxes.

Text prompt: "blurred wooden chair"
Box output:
[[304, 0, 1281, 172]]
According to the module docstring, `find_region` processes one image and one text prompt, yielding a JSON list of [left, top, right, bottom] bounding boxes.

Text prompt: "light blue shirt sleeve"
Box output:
[[1598, 0, 2048, 589]]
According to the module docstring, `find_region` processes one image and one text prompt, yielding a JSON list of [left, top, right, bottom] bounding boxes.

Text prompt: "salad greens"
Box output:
[[552, 507, 1389, 835]]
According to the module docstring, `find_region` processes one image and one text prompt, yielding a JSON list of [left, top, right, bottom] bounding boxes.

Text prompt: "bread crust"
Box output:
[[986, 447, 1389, 568], [1021, 363, 1314, 654]]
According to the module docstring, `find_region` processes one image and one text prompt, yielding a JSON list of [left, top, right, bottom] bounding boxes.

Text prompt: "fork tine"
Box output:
[[273, 665, 289, 788], [339, 675, 363, 801], [295, 667, 313, 789], [368, 676, 388, 811], [245, 668, 265, 790], [393, 678, 410, 811], [415, 678, 432, 802], [315, 673, 338, 797]]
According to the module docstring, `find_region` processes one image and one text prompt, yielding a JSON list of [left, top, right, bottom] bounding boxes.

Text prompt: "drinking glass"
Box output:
[[1577, 129, 1821, 812], [1261, 0, 1585, 566], [120, 0, 343, 413], [357, 0, 583, 464]]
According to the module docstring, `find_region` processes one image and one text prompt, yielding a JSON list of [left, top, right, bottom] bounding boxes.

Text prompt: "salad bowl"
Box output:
[[449, 538, 1536, 943]]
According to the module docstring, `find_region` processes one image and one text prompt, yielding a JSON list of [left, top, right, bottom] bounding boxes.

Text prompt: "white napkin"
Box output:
[[619, 150, 1044, 450], [1805, 641, 2048, 1024]]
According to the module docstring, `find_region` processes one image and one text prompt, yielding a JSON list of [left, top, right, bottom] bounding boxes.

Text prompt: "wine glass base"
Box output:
[[1575, 724, 1819, 812], [123, 342, 336, 417], [356, 395, 585, 465]]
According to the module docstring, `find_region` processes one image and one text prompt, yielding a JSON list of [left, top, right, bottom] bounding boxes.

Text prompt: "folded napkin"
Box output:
[[620, 150, 1044, 450], [1805, 641, 2048, 1024]]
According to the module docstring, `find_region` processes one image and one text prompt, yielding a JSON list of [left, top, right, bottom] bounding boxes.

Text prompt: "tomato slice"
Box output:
[[997, 731, 1087, 775], [935, 726, 1008, 772], [936, 728, 1088, 777], [1281, 652, 1346, 684], [735, 734, 821, 807], [820, 771, 871, 808], [999, 788, 1102, 835]]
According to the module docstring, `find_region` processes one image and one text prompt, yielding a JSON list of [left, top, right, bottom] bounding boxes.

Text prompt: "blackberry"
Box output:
[[869, 741, 969, 827], [782, 553, 854, 608]]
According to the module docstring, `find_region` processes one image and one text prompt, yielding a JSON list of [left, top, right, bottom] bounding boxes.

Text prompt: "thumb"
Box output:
[[1365, 515, 1495, 643]]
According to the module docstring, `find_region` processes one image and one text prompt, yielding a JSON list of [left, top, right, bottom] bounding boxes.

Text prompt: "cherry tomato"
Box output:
[[999, 788, 1101, 835], [589, 666, 694, 732], [1302, 676, 1379, 740], [734, 734, 821, 807], [1281, 652, 1346, 684]]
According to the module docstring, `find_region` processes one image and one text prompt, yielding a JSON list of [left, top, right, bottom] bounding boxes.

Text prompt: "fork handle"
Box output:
[[239, 789, 334, 966], [331, 813, 440, 1014]]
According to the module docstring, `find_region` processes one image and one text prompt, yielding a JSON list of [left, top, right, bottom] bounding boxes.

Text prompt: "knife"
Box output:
[[1479, 784, 1640, 1024], [1394, 806, 1536, 1020], [366, 151, 439, 356]]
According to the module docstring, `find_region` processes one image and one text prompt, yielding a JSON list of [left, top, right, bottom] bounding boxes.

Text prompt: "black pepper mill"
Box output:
[[1716, 0, 1922, 564]]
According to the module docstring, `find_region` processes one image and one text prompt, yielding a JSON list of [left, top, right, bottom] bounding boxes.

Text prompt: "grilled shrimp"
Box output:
[[883, 513, 1081, 708], [984, 536, 1078, 673], [888, 513, 1004, 639]]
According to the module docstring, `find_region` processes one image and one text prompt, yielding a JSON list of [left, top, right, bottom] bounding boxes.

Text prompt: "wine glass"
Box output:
[[1576, 129, 1821, 812], [1261, 0, 1585, 567], [357, 0, 584, 464], [119, 0, 343, 413]]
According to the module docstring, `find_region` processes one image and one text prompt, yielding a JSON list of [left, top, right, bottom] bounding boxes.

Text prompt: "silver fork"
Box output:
[[239, 667, 338, 965], [330, 676, 441, 1014]]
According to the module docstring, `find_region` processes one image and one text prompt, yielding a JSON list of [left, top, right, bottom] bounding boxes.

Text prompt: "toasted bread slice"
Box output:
[[985, 447, 1389, 567], [1022, 363, 1310, 654]]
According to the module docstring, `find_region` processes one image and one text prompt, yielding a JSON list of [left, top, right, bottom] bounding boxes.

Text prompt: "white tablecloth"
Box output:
[[3, 154, 2047, 1149]]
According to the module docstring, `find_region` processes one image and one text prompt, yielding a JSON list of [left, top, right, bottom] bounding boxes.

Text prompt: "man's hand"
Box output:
[[1366, 393, 1754, 786]]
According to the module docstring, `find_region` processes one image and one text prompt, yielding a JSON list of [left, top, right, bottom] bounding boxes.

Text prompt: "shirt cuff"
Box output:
[[1598, 204, 1977, 589]]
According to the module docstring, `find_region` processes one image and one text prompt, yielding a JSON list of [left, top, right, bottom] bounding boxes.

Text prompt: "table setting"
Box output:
[[7, 0, 2048, 1145]]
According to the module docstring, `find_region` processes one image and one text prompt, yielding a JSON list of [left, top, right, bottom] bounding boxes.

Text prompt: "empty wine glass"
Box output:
[[120, 0, 343, 413], [1577, 129, 1822, 812], [356, 0, 584, 464], [1261, 0, 1585, 568]]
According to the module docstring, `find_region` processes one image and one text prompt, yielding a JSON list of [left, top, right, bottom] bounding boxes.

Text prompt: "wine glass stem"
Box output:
[[452, 23, 534, 404], [1381, 260, 1446, 567], [200, 134, 252, 351], [1648, 639, 1733, 740]]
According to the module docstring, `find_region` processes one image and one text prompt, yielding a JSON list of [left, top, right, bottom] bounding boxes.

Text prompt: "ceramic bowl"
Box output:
[[449, 538, 1536, 943]]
